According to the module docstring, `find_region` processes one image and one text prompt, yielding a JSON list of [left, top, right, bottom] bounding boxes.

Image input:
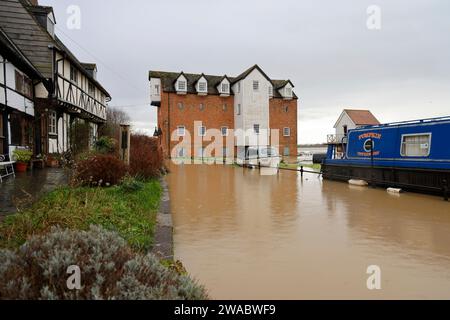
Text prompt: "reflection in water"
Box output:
[[167, 164, 450, 299]]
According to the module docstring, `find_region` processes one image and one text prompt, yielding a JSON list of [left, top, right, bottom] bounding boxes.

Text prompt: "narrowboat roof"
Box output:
[[358, 115, 450, 129]]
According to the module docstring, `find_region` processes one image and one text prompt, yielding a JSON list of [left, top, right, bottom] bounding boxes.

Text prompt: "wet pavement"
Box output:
[[0, 168, 69, 216], [168, 163, 450, 299]]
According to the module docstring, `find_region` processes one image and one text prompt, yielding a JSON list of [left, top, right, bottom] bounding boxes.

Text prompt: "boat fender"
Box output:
[[348, 179, 368, 186], [387, 188, 402, 194]]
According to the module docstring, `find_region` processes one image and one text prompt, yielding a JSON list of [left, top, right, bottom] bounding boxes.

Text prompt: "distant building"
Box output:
[[334, 109, 380, 137], [149, 65, 298, 159]]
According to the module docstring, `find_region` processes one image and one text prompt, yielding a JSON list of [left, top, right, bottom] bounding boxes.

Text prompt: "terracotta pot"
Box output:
[[15, 162, 28, 172]]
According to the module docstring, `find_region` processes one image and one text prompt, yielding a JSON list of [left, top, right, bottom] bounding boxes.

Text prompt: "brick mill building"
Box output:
[[149, 65, 298, 159]]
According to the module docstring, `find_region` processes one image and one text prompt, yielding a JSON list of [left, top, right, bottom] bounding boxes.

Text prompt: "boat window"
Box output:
[[401, 134, 431, 157]]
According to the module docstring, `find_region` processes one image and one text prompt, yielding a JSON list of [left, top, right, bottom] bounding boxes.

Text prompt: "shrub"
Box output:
[[129, 135, 163, 180], [73, 154, 127, 186], [0, 226, 208, 300], [94, 136, 117, 154], [12, 149, 33, 163], [120, 176, 145, 193]]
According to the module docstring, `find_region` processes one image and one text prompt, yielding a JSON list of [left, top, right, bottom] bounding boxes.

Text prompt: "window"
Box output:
[[253, 81, 259, 91], [88, 83, 95, 97], [198, 126, 206, 137], [177, 102, 184, 110], [199, 103, 205, 111], [283, 127, 291, 137], [155, 84, 160, 95], [48, 111, 57, 135], [221, 126, 228, 137], [221, 83, 229, 93], [198, 82, 207, 92], [285, 87, 292, 97], [237, 82, 241, 93], [177, 80, 186, 91], [15, 71, 24, 94], [269, 86, 273, 96], [343, 125, 348, 136], [284, 147, 290, 156], [237, 104, 241, 115], [401, 134, 431, 157], [177, 126, 185, 137], [283, 105, 289, 113], [222, 103, 227, 112], [15, 71, 32, 99], [70, 65, 78, 83], [254, 124, 260, 135]]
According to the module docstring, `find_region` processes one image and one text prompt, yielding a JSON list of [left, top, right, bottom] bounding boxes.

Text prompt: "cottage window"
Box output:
[[70, 65, 78, 83], [198, 126, 206, 137], [253, 81, 259, 91], [401, 134, 431, 157], [177, 126, 185, 137], [254, 124, 260, 135], [48, 111, 57, 135], [15, 71, 33, 99], [15, 71, 23, 93], [221, 126, 228, 137], [283, 127, 291, 137]]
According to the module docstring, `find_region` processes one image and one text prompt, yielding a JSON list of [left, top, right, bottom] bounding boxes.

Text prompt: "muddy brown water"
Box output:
[[167, 163, 450, 299]]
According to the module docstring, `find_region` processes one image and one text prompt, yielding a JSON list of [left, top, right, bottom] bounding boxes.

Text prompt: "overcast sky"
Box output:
[[41, 0, 450, 143]]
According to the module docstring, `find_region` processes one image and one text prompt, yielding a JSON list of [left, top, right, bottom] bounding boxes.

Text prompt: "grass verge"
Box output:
[[0, 180, 161, 251], [279, 163, 322, 171]]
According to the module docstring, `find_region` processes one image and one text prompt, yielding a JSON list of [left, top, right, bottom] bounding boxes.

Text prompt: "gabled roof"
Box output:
[[273, 79, 295, 89], [334, 109, 380, 128], [231, 64, 273, 85], [0, 0, 110, 98], [0, 26, 43, 80], [149, 65, 297, 99], [193, 73, 207, 86]]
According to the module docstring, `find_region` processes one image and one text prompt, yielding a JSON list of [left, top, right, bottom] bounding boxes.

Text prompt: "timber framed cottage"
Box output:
[[150, 65, 298, 159], [0, 0, 110, 158]]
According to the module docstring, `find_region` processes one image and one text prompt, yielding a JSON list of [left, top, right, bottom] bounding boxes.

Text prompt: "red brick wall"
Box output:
[[159, 92, 234, 157], [269, 98, 298, 157], [158, 92, 298, 158]]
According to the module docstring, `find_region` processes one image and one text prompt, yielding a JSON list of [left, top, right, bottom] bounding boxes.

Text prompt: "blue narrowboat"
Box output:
[[322, 116, 450, 198]]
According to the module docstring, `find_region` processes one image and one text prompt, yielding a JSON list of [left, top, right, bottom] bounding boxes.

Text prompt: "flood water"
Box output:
[[167, 164, 450, 299]]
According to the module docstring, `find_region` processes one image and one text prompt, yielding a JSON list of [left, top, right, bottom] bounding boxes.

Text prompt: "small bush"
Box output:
[[73, 154, 127, 186], [0, 226, 208, 300], [129, 135, 163, 180], [94, 136, 117, 154]]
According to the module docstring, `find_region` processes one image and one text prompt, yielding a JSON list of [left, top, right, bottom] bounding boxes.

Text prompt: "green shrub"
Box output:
[[94, 136, 117, 154], [0, 226, 208, 300], [12, 149, 33, 163], [120, 176, 145, 193]]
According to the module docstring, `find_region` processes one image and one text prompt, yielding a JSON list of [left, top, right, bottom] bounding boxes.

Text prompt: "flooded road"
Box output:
[[167, 164, 450, 299]]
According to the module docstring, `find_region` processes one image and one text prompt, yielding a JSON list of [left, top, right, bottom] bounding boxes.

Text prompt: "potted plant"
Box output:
[[13, 149, 33, 172], [46, 154, 59, 167]]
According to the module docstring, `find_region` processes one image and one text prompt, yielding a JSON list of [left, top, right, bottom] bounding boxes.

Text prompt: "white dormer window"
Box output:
[[178, 80, 186, 91], [285, 87, 292, 97], [221, 83, 229, 93], [198, 82, 207, 92]]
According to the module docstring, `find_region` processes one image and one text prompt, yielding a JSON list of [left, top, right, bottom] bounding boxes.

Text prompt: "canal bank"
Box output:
[[167, 163, 450, 299]]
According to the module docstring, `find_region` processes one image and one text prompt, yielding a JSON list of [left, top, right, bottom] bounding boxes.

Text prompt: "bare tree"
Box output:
[[99, 107, 131, 139]]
